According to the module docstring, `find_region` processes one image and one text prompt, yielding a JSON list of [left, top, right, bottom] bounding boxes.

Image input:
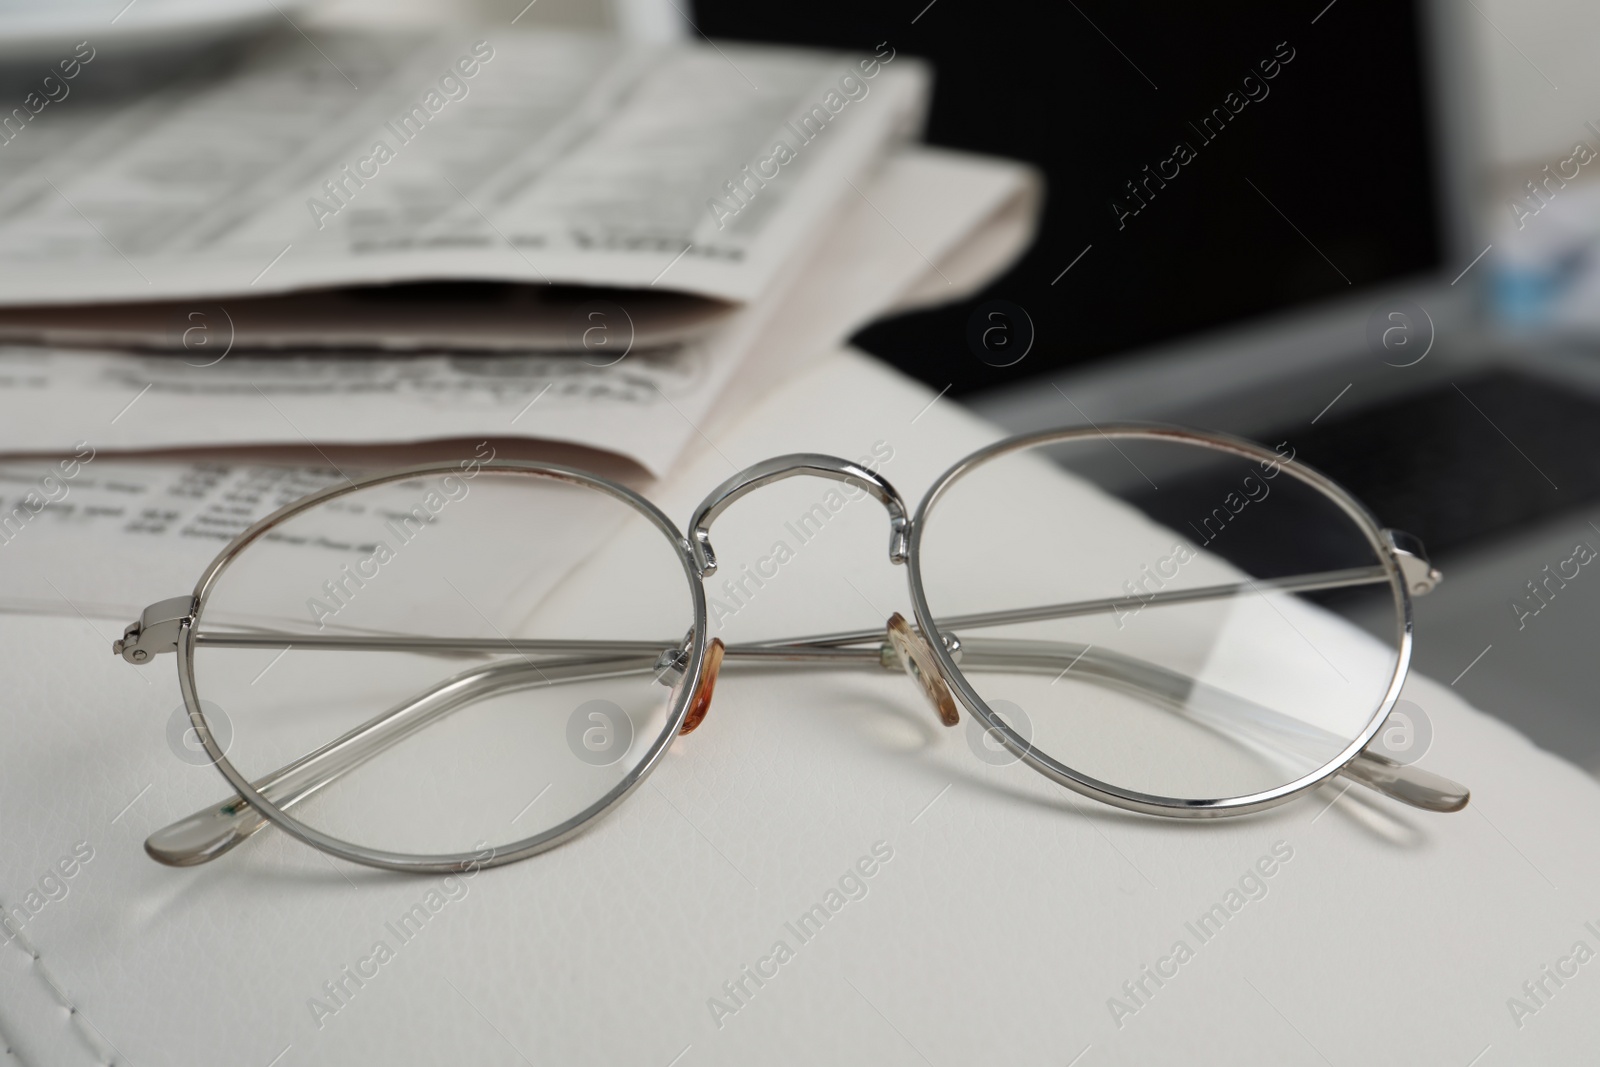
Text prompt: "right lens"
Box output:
[[913, 430, 1407, 809], [180, 463, 700, 865]]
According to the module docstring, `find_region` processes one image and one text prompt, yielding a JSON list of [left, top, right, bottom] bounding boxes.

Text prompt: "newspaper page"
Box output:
[[0, 341, 719, 477], [0, 150, 1042, 619], [0, 149, 1038, 480], [0, 455, 634, 629], [0, 28, 927, 311]]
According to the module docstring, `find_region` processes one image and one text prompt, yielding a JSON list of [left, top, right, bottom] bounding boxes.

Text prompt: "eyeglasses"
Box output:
[[115, 424, 1468, 874]]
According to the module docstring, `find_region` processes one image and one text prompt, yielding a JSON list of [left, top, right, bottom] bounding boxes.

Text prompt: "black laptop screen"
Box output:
[[694, 0, 1444, 394]]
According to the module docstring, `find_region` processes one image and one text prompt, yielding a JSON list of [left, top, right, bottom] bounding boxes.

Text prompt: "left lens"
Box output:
[[183, 463, 700, 866], [910, 430, 1408, 810]]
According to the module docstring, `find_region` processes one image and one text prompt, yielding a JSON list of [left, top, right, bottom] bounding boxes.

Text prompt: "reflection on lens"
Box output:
[[188, 465, 697, 860], [916, 432, 1404, 804]]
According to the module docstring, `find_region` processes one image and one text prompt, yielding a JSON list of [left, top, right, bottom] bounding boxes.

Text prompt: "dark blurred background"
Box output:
[[698, 0, 1444, 394]]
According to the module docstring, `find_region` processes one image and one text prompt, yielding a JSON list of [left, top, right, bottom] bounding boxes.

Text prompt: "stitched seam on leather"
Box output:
[[1, 906, 115, 1067]]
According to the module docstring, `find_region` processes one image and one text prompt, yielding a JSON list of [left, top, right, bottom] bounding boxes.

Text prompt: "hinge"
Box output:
[[113, 596, 196, 664], [1385, 529, 1442, 596]]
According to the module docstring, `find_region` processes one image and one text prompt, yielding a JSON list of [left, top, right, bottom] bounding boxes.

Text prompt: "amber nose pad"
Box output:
[[885, 613, 960, 727], [679, 638, 725, 734]]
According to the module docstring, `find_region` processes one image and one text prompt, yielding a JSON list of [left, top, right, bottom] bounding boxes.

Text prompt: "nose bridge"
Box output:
[[686, 453, 909, 579]]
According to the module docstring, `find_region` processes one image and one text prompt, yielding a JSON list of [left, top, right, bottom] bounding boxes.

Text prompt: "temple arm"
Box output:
[[145, 628, 1466, 867], [115, 563, 1411, 664], [950, 636, 1467, 813]]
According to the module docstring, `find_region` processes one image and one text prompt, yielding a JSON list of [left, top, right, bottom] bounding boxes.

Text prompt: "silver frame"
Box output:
[[121, 425, 1459, 874]]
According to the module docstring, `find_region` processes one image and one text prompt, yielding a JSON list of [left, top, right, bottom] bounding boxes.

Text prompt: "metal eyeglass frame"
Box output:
[[114, 424, 1469, 874]]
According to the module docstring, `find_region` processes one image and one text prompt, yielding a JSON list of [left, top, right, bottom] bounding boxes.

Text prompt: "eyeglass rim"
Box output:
[[175, 460, 710, 874], [904, 422, 1414, 819]]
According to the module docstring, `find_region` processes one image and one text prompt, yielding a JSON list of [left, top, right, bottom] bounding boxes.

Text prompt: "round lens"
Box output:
[[183, 463, 700, 864], [912, 431, 1406, 808]]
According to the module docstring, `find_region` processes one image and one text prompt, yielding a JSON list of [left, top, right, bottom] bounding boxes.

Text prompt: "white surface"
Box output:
[[2, 351, 1599, 1065]]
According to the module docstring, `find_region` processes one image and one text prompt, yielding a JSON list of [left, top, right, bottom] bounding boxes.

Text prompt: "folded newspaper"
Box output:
[[0, 27, 1044, 619], [0, 147, 1039, 473], [0, 147, 1040, 618], [0, 27, 928, 351]]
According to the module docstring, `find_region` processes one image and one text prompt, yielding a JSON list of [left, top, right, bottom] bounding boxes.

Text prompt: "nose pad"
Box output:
[[885, 613, 960, 727], [679, 638, 725, 734]]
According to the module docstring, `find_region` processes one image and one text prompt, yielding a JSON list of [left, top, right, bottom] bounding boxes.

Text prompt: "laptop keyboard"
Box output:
[[1271, 370, 1600, 557], [1120, 368, 1600, 583]]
